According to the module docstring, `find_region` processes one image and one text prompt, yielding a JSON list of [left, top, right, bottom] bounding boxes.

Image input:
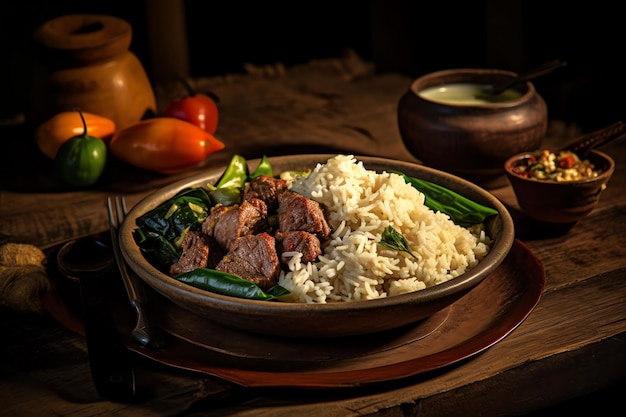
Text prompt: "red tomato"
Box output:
[[162, 79, 219, 134]]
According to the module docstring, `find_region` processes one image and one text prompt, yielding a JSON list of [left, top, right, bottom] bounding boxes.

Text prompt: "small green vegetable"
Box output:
[[208, 186, 242, 206], [391, 171, 498, 226], [55, 108, 107, 187], [279, 169, 311, 182], [207, 154, 275, 205], [379, 226, 418, 260], [212, 154, 249, 189], [250, 155, 273, 179], [207, 154, 249, 206], [175, 268, 289, 301]]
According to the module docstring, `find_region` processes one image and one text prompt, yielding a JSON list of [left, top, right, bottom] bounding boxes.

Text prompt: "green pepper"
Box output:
[[208, 186, 242, 206], [212, 154, 249, 189], [55, 108, 107, 187], [206, 154, 249, 205], [250, 155, 273, 179], [392, 171, 498, 227], [174, 268, 289, 301]]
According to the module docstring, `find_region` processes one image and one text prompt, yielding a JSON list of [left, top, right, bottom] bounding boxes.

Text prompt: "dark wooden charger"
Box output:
[[42, 236, 544, 388]]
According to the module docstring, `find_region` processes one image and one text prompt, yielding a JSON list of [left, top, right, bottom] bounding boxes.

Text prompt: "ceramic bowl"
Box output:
[[118, 154, 515, 339], [504, 149, 615, 227], [398, 68, 548, 189]]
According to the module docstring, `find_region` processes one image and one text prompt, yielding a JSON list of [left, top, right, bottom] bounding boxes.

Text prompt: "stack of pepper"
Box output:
[[35, 79, 225, 187]]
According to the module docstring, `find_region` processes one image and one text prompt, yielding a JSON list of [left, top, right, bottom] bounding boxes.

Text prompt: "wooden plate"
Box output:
[[43, 237, 544, 388]]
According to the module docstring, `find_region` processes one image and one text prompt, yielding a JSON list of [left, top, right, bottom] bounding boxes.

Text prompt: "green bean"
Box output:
[[392, 171, 498, 226], [175, 268, 289, 300]]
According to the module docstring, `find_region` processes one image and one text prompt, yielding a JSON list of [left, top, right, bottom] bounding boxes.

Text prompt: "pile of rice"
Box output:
[[279, 155, 492, 303]]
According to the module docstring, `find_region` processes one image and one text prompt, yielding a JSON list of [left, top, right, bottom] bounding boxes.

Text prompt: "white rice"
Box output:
[[278, 155, 492, 303]]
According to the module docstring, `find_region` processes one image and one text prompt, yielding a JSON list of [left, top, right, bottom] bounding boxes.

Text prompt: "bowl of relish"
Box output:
[[504, 148, 615, 226]]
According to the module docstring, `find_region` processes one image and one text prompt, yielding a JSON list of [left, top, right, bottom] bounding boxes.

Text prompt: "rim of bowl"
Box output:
[[504, 149, 616, 185], [410, 68, 535, 108], [119, 154, 516, 313]]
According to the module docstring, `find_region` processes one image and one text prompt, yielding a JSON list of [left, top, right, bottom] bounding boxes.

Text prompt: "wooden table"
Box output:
[[1, 55, 625, 416]]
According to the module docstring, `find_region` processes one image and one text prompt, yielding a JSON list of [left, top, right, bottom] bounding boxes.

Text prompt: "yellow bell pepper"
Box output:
[[35, 111, 116, 160]]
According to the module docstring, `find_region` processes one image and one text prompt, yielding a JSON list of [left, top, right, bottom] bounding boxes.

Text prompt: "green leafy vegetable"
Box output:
[[133, 187, 212, 269], [379, 226, 418, 260], [175, 268, 289, 301], [391, 171, 498, 226]]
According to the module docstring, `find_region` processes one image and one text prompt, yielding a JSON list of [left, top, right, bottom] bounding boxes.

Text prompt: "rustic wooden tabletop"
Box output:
[[1, 55, 625, 416]]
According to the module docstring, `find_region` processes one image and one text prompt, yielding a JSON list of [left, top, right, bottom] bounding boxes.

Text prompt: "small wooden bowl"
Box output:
[[504, 149, 615, 226]]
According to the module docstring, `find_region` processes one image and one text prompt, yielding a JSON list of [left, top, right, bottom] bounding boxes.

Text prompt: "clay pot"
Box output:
[[398, 69, 548, 189], [31, 14, 156, 129]]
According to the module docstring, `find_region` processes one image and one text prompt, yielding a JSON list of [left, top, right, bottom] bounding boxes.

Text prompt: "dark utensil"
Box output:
[[57, 237, 136, 402], [107, 196, 163, 348], [485, 59, 568, 96], [561, 121, 626, 158]]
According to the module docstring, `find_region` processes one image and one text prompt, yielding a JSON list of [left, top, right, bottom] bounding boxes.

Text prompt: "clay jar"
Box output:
[[398, 69, 548, 189], [31, 14, 156, 129]]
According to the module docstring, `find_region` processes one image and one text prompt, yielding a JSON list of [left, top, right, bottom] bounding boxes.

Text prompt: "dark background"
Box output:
[[1, 0, 624, 132], [0, 1, 624, 413]]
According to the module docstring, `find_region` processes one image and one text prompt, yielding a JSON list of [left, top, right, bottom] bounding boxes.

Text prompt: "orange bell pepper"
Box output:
[[109, 117, 225, 174], [36, 111, 116, 159]]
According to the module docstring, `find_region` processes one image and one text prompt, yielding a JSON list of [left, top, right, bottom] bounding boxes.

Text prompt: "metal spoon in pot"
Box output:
[[57, 236, 137, 402], [478, 59, 568, 99]]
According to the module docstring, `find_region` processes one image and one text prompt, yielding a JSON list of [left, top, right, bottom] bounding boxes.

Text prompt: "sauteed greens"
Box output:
[[133, 155, 499, 301], [133, 187, 212, 268]]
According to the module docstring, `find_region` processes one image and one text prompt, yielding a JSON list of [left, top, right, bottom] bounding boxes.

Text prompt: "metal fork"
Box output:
[[107, 196, 162, 348]]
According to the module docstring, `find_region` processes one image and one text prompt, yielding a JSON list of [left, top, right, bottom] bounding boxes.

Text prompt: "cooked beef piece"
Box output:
[[202, 198, 270, 250], [243, 175, 288, 212], [275, 230, 322, 264], [169, 231, 224, 275], [215, 232, 280, 291], [277, 191, 331, 239]]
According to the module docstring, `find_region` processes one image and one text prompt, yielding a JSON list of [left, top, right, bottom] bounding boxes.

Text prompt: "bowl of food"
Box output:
[[397, 68, 548, 189], [119, 154, 515, 338], [504, 147, 615, 228]]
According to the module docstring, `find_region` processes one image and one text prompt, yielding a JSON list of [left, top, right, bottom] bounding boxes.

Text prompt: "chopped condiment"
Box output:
[[512, 150, 599, 181]]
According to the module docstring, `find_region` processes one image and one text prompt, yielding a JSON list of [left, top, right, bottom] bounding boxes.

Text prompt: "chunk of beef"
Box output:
[[215, 232, 280, 291], [277, 191, 331, 239], [202, 198, 270, 250], [275, 230, 322, 265], [169, 231, 224, 275], [243, 175, 288, 212]]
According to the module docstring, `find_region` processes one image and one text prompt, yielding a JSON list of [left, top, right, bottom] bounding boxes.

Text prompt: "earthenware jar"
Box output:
[[398, 68, 548, 189], [31, 14, 156, 129]]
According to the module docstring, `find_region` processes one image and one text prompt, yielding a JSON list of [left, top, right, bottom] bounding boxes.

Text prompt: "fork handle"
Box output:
[[112, 241, 164, 347], [78, 275, 136, 401], [130, 298, 157, 346]]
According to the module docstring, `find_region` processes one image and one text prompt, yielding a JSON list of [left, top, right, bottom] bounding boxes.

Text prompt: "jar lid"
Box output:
[[33, 14, 132, 64]]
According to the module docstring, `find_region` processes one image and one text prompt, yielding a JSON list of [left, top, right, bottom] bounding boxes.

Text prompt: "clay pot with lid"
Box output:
[[31, 14, 156, 129], [397, 68, 548, 189]]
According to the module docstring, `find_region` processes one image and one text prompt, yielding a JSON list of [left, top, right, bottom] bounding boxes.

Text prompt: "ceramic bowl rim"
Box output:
[[119, 154, 516, 315], [410, 68, 535, 108]]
